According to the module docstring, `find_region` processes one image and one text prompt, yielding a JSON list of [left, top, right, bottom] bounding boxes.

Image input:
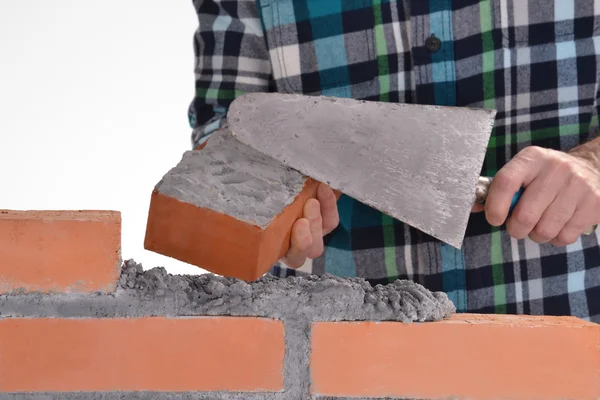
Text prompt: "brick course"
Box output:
[[1, 213, 598, 399], [311, 314, 600, 399], [0, 317, 284, 393], [0, 210, 121, 294]]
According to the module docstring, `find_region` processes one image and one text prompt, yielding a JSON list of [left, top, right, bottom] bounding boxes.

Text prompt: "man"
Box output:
[[188, 0, 600, 322]]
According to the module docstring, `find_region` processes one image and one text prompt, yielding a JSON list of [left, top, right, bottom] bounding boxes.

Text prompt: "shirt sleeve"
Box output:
[[188, 0, 272, 149]]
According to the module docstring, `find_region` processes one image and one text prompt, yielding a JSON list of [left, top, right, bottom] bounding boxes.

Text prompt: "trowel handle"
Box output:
[[475, 176, 524, 213]]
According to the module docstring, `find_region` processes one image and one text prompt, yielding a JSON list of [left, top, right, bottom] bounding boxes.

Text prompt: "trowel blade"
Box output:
[[228, 93, 496, 248]]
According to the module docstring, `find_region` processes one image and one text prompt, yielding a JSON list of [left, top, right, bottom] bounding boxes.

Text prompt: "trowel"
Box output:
[[227, 92, 522, 249]]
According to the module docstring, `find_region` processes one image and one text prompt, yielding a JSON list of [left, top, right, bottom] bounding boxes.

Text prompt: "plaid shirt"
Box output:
[[189, 0, 600, 323]]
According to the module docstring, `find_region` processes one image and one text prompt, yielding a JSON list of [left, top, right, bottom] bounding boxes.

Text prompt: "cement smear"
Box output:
[[116, 260, 455, 322], [155, 127, 306, 228], [0, 394, 422, 400], [0, 260, 455, 400]]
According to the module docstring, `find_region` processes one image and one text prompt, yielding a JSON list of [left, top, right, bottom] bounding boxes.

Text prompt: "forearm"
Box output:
[[190, 0, 271, 148]]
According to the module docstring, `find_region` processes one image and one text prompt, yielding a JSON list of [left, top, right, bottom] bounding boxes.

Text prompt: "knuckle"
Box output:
[[557, 231, 578, 246], [555, 159, 574, 177], [492, 171, 517, 192], [582, 198, 600, 224], [298, 236, 313, 253], [292, 230, 313, 254], [528, 233, 545, 244], [507, 227, 527, 240], [568, 170, 587, 187], [506, 220, 528, 240], [507, 225, 526, 240], [570, 221, 590, 234], [532, 224, 558, 242], [512, 208, 539, 228], [310, 211, 323, 225], [521, 145, 545, 159], [282, 256, 304, 269], [305, 198, 321, 214], [317, 183, 335, 201]]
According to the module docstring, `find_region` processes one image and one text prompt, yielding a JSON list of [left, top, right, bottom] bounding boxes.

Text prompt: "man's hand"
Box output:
[[281, 183, 340, 268], [478, 145, 600, 246]]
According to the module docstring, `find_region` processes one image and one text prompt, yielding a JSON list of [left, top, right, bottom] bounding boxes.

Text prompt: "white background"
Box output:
[[0, 0, 205, 275]]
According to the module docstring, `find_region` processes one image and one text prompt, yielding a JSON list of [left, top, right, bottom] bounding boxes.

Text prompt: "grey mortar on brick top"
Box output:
[[114, 260, 455, 322], [0, 260, 455, 400], [0, 394, 427, 400], [155, 127, 306, 229]]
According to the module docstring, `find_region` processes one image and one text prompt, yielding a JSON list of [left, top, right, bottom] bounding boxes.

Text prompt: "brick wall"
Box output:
[[1, 210, 599, 399]]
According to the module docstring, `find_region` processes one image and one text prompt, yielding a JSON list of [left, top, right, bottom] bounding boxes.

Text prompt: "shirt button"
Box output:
[[425, 34, 441, 52]]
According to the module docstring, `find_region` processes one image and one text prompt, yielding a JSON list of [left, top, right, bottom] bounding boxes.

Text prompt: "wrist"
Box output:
[[568, 139, 600, 170]]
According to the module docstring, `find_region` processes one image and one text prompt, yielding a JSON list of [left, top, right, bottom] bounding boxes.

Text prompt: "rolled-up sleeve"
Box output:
[[188, 0, 272, 149]]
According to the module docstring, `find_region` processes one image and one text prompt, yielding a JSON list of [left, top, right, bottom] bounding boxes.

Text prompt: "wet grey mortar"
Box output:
[[0, 394, 431, 400], [155, 127, 306, 229], [0, 260, 456, 400]]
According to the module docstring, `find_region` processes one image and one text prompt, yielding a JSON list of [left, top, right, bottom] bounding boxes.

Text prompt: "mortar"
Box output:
[[0, 259, 456, 400]]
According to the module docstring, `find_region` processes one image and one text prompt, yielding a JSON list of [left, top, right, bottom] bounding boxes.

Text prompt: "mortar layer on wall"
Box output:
[[156, 128, 306, 228], [0, 394, 423, 400], [1, 260, 454, 322], [0, 260, 455, 400]]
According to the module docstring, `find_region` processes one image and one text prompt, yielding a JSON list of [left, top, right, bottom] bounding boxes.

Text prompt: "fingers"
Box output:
[[318, 183, 340, 235], [281, 218, 312, 269], [282, 183, 340, 268], [305, 198, 324, 259], [485, 147, 545, 226], [553, 198, 598, 246], [483, 146, 600, 246], [528, 187, 578, 244], [505, 163, 568, 240]]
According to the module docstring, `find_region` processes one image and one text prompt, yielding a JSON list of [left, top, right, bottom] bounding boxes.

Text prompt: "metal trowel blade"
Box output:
[[228, 93, 496, 248]]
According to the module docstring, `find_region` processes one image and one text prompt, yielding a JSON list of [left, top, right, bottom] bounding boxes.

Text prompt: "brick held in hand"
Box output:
[[144, 128, 319, 281]]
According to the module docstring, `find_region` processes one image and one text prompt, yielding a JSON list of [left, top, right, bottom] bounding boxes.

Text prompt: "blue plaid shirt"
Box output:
[[189, 0, 600, 323]]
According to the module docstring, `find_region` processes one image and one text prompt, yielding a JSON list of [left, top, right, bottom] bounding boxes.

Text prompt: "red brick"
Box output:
[[144, 175, 320, 282], [310, 314, 600, 399], [0, 317, 285, 392], [0, 210, 121, 294], [148, 128, 339, 281]]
